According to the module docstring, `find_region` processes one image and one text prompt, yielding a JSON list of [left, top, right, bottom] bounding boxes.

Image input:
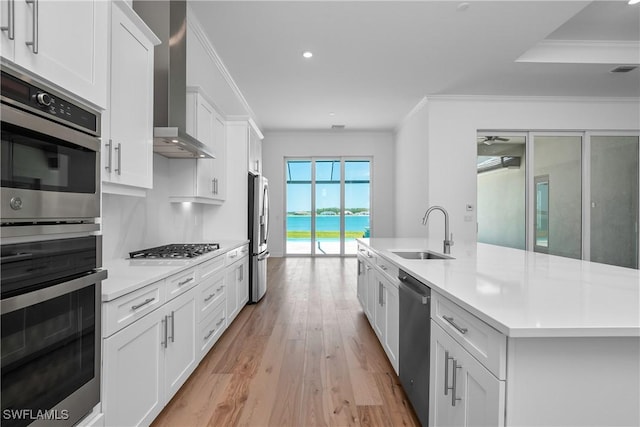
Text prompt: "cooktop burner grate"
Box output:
[[129, 243, 220, 260]]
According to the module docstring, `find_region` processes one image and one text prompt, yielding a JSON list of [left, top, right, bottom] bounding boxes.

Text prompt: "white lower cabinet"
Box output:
[[103, 287, 197, 427], [225, 250, 249, 325], [430, 321, 505, 427], [357, 244, 400, 374]]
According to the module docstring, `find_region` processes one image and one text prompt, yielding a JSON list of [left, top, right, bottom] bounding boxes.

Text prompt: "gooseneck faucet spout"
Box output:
[[422, 206, 454, 254]]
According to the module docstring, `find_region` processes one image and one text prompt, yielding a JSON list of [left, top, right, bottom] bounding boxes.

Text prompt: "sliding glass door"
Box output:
[[477, 130, 640, 269], [286, 158, 371, 256]]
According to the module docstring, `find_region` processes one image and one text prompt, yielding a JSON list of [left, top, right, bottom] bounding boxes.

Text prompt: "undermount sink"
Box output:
[[392, 250, 453, 260]]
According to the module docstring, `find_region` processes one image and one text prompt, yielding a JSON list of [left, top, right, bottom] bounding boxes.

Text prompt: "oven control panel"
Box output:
[[0, 70, 99, 135]]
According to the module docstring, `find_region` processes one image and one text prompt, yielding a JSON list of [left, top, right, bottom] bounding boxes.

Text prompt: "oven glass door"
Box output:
[[1, 281, 99, 427], [1, 122, 96, 194]]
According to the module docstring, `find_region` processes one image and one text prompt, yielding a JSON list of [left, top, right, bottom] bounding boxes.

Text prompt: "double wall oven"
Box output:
[[1, 68, 105, 427]]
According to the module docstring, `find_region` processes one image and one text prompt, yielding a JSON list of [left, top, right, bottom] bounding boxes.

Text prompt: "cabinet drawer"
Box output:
[[198, 271, 225, 320], [238, 244, 249, 259], [432, 292, 506, 379], [166, 267, 197, 300], [226, 248, 241, 265], [199, 255, 225, 281], [376, 256, 399, 284], [103, 280, 165, 337], [199, 303, 226, 357]]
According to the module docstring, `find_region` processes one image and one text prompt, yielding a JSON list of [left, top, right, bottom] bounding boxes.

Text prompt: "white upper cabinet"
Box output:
[[248, 122, 263, 174], [170, 87, 226, 204], [102, 1, 159, 195], [0, 0, 108, 108]]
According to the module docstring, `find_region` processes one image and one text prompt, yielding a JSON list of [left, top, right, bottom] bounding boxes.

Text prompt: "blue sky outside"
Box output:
[[287, 160, 370, 213]]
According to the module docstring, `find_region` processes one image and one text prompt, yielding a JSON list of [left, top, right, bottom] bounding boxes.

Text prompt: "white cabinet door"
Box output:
[[7, 0, 108, 108], [356, 257, 366, 308], [430, 321, 505, 427], [384, 281, 399, 373], [211, 113, 227, 201], [365, 263, 376, 323], [237, 257, 249, 307], [248, 126, 262, 174], [164, 287, 198, 397], [0, 0, 15, 61], [104, 2, 157, 190], [225, 265, 239, 323], [175, 89, 226, 203], [374, 277, 386, 340], [103, 307, 165, 427]]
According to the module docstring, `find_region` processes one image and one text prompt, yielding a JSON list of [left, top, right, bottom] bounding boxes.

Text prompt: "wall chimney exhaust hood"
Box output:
[[133, 0, 214, 159]]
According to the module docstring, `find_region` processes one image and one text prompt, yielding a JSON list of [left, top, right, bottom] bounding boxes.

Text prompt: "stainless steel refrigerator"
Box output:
[[248, 173, 270, 303]]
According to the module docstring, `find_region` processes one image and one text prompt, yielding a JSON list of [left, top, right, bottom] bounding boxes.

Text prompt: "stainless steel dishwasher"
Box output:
[[398, 269, 431, 427]]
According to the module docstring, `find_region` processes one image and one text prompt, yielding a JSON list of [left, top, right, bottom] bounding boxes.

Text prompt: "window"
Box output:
[[286, 158, 371, 256]]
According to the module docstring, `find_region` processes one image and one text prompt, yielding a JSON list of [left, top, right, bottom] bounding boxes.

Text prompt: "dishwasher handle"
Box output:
[[398, 270, 430, 305]]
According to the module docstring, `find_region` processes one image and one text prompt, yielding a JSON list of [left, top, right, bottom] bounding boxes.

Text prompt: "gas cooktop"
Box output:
[[129, 243, 220, 260]]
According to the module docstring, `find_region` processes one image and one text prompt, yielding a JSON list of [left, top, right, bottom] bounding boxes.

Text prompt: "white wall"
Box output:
[[395, 96, 640, 245], [394, 100, 429, 237], [262, 131, 395, 257]]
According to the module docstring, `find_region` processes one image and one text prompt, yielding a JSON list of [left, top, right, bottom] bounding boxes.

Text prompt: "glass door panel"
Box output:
[[286, 160, 312, 255], [345, 160, 371, 255], [315, 160, 341, 255], [533, 135, 582, 259], [590, 136, 639, 269]]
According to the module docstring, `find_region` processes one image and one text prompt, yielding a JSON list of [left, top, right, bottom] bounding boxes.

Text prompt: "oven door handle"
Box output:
[[1, 269, 108, 314]]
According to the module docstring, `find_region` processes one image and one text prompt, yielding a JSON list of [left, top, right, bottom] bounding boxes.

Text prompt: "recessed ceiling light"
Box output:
[[629, 0, 640, 5], [302, 51, 313, 59], [171, 139, 179, 143], [457, 2, 470, 11], [199, 154, 205, 158], [329, 112, 336, 117]]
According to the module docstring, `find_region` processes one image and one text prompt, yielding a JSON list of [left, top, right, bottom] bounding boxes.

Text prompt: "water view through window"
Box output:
[[286, 159, 371, 256]]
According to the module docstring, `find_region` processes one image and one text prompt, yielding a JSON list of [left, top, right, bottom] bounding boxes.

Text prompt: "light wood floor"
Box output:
[[151, 257, 420, 427]]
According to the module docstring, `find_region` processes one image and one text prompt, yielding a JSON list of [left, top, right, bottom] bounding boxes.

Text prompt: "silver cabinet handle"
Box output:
[[204, 293, 216, 303], [366, 252, 373, 258], [216, 317, 225, 327], [378, 282, 382, 305], [357, 260, 363, 275], [131, 297, 155, 310], [1, 0, 15, 40], [238, 265, 243, 282], [451, 359, 462, 406], [105, 139, 112, 172], [204, 329, 215, 341], [169, 311, 175, 343], [178, 277, 193, 286], [229, 251, 238, 259], [255, 160, 259, 172], [161, 316, 168, 348], [114, 142, 122, 175], [216, 285, 224, 291], [25, 0, 38, 54], [444, 350, 451, 396], [443, 315, 468, 334], [365, 265, 371, 271], [380, 265, 388, 271]]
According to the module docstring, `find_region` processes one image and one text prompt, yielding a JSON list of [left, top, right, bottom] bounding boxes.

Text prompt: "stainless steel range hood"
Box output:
[[133, 0, 214, 159]]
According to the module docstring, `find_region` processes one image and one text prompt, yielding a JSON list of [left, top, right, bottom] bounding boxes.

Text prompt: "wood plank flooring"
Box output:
[[151, 257, 420, 427]]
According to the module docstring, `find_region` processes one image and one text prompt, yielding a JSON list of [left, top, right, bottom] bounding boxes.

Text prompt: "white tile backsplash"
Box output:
[[102, 154, 205, 262]]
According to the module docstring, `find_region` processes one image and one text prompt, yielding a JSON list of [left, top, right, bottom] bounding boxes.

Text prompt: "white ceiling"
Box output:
[[189, 1, 640, 132]]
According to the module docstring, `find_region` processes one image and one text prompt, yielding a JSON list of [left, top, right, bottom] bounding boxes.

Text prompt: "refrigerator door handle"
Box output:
[[257, 251, 271, 261]]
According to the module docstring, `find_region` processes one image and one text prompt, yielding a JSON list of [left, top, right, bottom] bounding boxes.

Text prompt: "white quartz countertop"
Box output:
[[102, 240, 248, 302], [358, 238, 640, 338]]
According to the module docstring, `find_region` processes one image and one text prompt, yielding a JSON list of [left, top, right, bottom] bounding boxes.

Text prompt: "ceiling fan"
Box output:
[[477, 136, 510, 145]]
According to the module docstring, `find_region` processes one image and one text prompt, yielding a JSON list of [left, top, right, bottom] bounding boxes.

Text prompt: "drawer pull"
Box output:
[[380, 265, 388, 271], [131, 298, 155, 310], [443, 315, 468, 334], [217, 285, 224, 291], [229, 252, 238, 258], [204, 329, 215, 341], [451, 359, 462, 407], [204, 293, 216, 302], [178, 277, 194, 286], [216, 318, 225, 327]]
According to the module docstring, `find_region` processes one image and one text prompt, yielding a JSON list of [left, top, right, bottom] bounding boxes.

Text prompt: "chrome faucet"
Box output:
[[422, 206, 454, 254]]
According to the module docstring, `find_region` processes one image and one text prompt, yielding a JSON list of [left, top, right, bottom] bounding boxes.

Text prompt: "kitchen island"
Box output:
[[357, 237, 639, 427]]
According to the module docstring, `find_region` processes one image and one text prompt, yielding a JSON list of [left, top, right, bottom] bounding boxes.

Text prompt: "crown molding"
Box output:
[[186, 6, 262, 133], [395, 96, 428, 134]]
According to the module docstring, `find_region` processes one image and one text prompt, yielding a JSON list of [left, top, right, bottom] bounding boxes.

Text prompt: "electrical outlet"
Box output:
[[466, 204, 473, 212]]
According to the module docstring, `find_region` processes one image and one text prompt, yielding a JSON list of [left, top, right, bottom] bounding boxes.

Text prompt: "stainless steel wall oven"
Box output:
[[1, 68, 101, 238], [1, 236, 106, 427]]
